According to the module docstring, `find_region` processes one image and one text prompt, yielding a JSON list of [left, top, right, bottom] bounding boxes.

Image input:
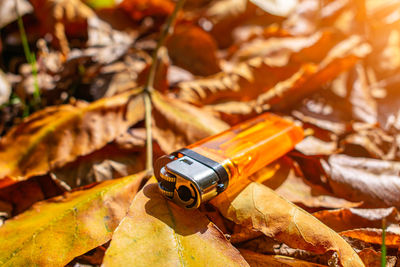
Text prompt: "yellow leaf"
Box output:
[[102, 181, 249, 267], [0, 172, 145, 267], [0, 90, 144, 188], [212, 182, 365, 267]]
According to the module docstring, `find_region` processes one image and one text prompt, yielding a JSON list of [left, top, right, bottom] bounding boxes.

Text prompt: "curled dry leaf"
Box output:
[[349, 64, 377, 124], [166, 24, 221, 76], [313, 207, 400, 232], [230, 31, 334, 63], [50, 144, 145, 188], [357, 248, 397, 267], [102, 182, 249, 267], [30, 0, 95, 54], [0, 172, 145, 267], [323, 154, 400, 208], [151, 90, 229, 153], [212, 182, 365, 266], [275, 169, 362, 210], [341, 228, 400, 248], [239, 249, 327, 267], [178, 58, 299, 105], [0, 90, 144, 188]]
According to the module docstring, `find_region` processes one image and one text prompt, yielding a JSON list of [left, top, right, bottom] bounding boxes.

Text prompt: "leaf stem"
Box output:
[[143, 0, 186, 172]]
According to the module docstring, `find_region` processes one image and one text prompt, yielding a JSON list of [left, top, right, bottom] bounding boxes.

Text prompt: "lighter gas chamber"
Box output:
[[154, 113, 304, 209]]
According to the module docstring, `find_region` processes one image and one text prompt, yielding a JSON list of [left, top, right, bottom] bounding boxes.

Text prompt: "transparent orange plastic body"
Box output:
[[187, 113, 303, 185]]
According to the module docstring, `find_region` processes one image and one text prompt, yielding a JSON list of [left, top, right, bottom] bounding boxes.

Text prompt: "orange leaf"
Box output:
[[341, 228, 400, 248]]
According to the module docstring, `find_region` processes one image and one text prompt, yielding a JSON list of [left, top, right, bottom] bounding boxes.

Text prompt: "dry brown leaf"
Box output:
[[239, 249, 328, 267], [0, 176, 64, 215], [275, 169, 362, 210], [50, 144, 145, 188], [178, 58, 300, 105], [358, 248, 397, 267], [166, 24, 220, 76], [341, 126, 397, 160], [323, 154, 400, 208], [119, 0, 175, 21], [102, 182, 249, 267], [0, 90, 144, 188], [295, 136, 338, 156], [349, 64, 377, 124], [0, 172, 144, 266], [204, 0, 258, 48], [151, 90, 229, 153], [212, 182, 365, 266], [313, 207, 400, 232], [30, 0, 95, 54], [341, 228, 400, 248], [230, 31, 336, 63]]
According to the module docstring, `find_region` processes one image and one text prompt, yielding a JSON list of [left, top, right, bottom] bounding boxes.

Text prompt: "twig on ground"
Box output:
[[143, 0, 186, 172]]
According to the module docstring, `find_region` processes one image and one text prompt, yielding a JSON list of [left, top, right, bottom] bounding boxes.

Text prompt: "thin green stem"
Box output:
[[15, 0, 41, 106], [143, 0, 186, 172], [381, 218, 387, 267]]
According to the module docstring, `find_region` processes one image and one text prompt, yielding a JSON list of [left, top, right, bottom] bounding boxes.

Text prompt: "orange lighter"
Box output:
[[154, 113, 303, 209]]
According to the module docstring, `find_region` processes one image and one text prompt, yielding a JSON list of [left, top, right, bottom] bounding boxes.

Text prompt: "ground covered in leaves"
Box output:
[[0, 0, 399, 266]]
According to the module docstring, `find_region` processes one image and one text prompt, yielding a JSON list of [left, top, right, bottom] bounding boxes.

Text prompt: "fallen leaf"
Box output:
[[341, 228, 400, 248], [357, 248, 397, 267], [313, 207, 400, 232], [295, 136, 338, 156], [102, 182, 249, 267], [166, 24, 220, 76], [30, 0, 95, 54], [0, 175, 64, 215], [0, 172, 144, 266], [323, 154, 400, 208], [151, 90, 229, 153], [238, 235, 338, 265], [212, 182, 365, 266], [119, 0, 174, 21], [50, 144, 145, 188], [85, 16, 134, 64], [177, 58, 300, 105], [0, 90, 144, 188], [341, 126, 396, 160], [349, 64, 377, 124], [275, 169, 362, 210], [239, 249, 328, 267]]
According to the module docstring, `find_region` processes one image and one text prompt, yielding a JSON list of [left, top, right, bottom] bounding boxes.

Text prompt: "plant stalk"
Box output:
[[143, 0, 186, 172], [15, 0, 41, 107]]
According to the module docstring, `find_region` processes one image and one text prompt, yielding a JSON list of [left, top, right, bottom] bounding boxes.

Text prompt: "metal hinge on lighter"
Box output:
[[154, 113, 304, 209]]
